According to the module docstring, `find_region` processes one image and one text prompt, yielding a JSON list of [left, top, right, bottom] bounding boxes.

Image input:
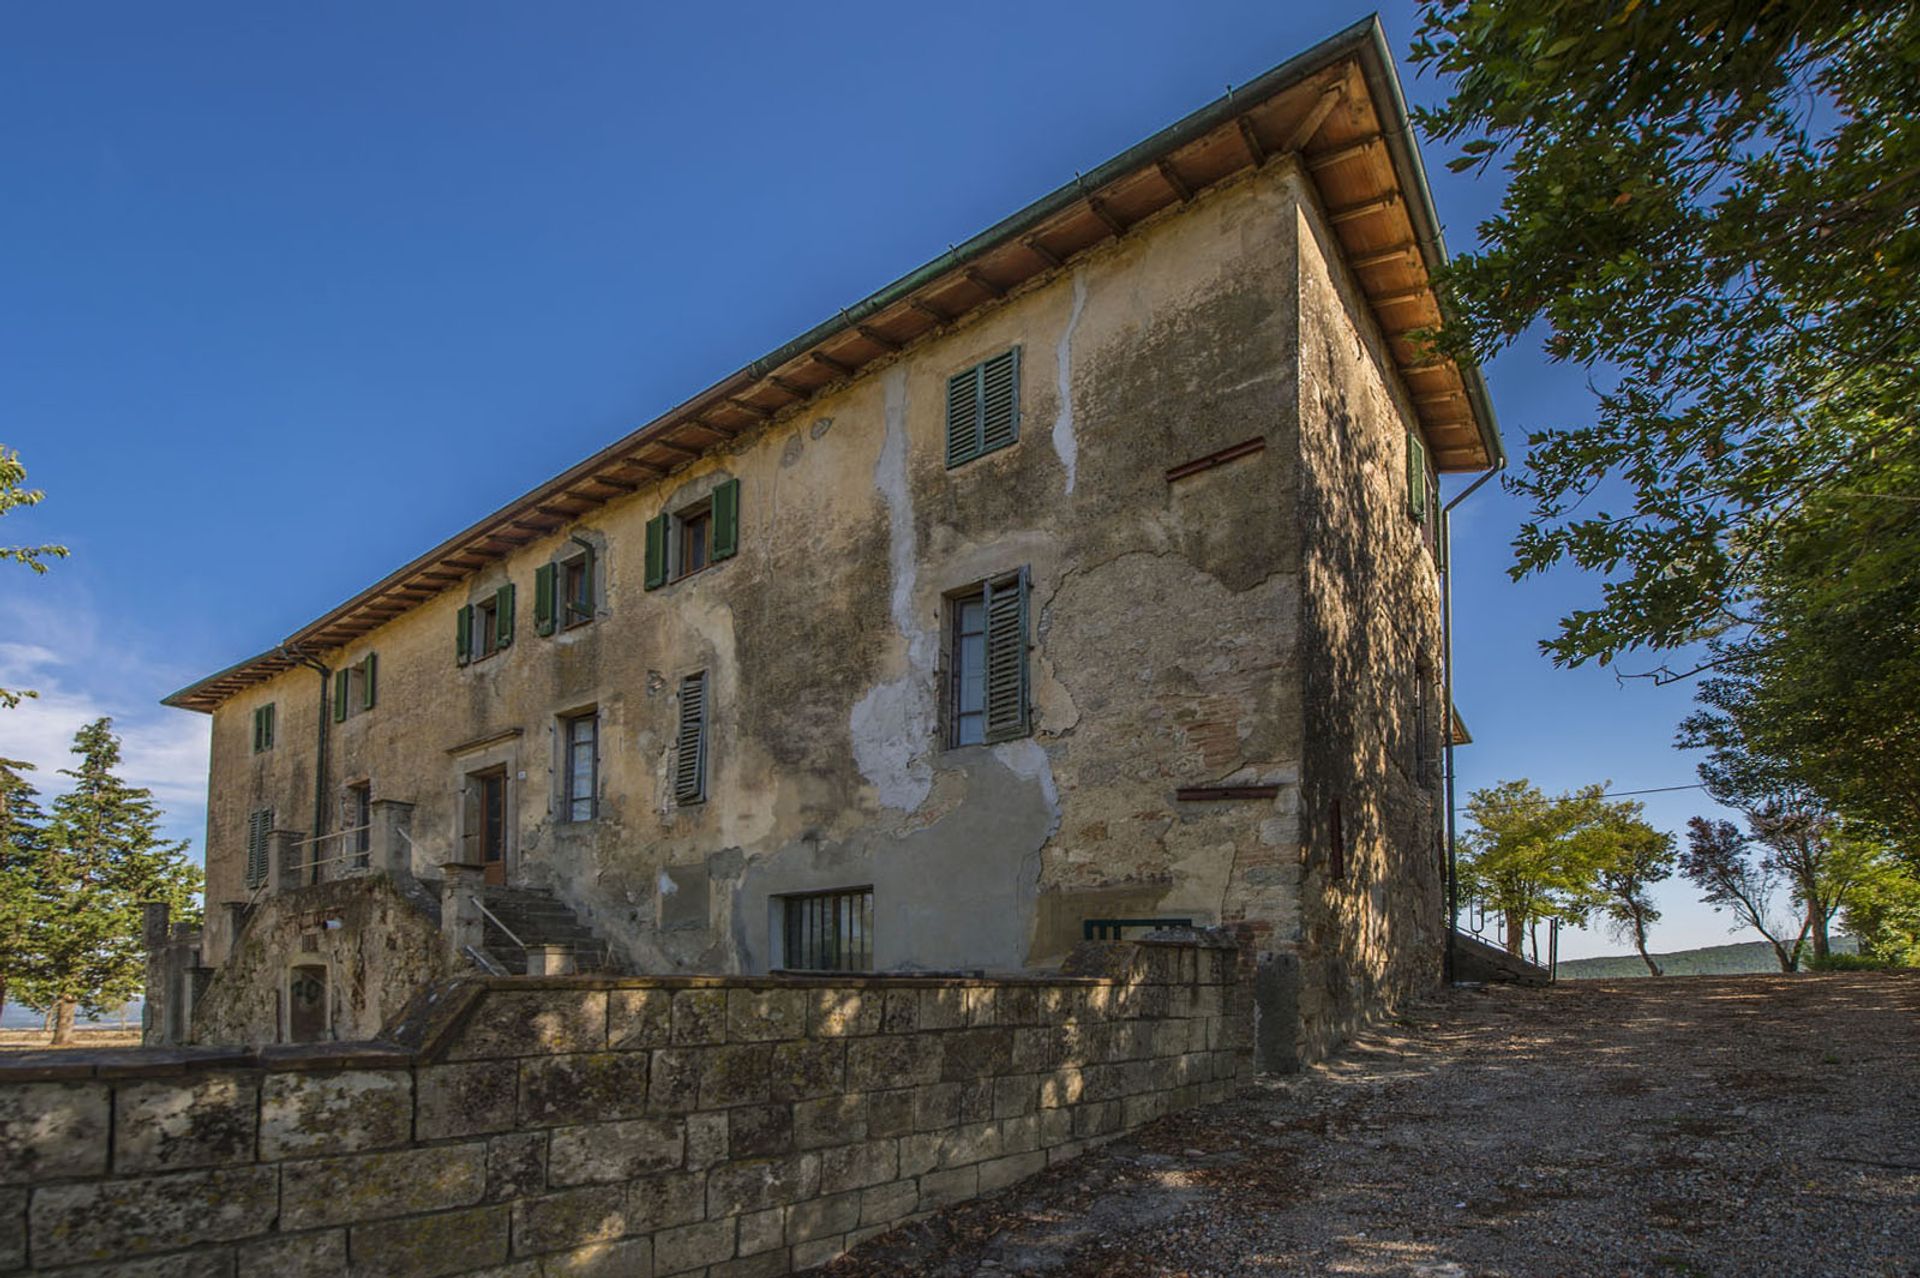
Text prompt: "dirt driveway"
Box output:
[[825, 973, 1920, 1277]]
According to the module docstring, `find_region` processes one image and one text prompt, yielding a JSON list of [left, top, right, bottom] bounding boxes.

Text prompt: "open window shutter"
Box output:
[[333, 669, 349, 722], [982, 568, 1030, 743], [456, 606, 473, 665], [945, 364, 982, 468], [674, 673, 707, 804], [252, 708, 264, 753], [534, 563, 557, 636], [1406, 430, 1429, 523], [360, 654, 377, 710], [712, 478, 740, 562], [495, 583, 515, 648], [980, 348, 1020, 453], [644, 514, 668, 590], [578, 544, 597, 618]]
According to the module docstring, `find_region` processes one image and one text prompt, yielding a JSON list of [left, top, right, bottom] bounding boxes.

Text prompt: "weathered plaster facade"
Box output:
[[161, 23, 1498, 1066]]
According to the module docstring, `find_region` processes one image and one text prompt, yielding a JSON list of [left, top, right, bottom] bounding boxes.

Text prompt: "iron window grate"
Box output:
[[781, 888, 874, 972]]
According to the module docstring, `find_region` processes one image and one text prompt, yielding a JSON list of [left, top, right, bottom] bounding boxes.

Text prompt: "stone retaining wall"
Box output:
[[0, 937, 1247, 1277]]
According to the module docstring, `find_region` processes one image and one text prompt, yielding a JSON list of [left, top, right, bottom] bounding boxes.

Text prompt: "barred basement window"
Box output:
[[781, 888, 874, 972], [245, 808, 274, 888], [948, 568, 1030, 746], [945, 348, 1020, 468], [673, 673, 708, 805], [252, 704, 275, 753]]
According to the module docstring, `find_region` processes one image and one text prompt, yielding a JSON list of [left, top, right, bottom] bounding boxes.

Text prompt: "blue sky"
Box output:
[[0, 1, 1751, 960]]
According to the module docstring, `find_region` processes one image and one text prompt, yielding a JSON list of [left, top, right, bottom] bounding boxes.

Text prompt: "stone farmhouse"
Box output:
[[149, 17, 1501, 1074]]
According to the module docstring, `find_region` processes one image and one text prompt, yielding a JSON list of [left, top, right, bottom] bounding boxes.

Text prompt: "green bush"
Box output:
[[1807, 952, 1895, 972]]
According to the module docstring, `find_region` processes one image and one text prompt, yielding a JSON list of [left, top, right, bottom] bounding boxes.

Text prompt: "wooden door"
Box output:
[[479, 771, 507, 886]]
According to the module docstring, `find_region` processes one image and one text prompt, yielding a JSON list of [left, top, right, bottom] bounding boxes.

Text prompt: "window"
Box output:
[[945, 348, 1020, 468], [645, 479, 740, 590], [252, 704, 276, 754], [245, 808, 274, 888], [332, 655, 378, 722], [457, 585, 515, 664], [536, 547, 598, 635], [1407, 427, 1439, 556], [562, 712, 597, 822], [947, 569, 1030, 747], [780, 888, 874, 972], [347, 783, 371, 869], [674, 672, 708, 804]]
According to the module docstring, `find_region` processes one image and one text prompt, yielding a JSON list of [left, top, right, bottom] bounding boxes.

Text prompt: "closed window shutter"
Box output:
[[246, 809, 272, 887], [456, 605, 473, 665], [1407, 429, 1429, 522], [946, 363, 982, 467], [252, 707, 266, 753], [360, 654, 377, 710], [495, 583, 515, 648], [980, 348, 1020, 453], [711, 478, 740, 562], [644, 514, 668, 590], [333, 669, 349, 722], [534, 563, 557, 636], [674, 672, 707, 804], [982, 568, 1030, 743], [263, 704, 274, 750]]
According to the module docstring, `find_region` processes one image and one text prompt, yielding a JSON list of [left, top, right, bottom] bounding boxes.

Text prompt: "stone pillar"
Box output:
[[526, 945, 576, 977], [370, 799, 416, 886], [441, 863, 487, 961], [269, 829, 307, 894], [142, 901, 171, 952]]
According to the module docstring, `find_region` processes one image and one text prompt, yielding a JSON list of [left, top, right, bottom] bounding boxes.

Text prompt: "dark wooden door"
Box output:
[[479, 771, 507, 886]]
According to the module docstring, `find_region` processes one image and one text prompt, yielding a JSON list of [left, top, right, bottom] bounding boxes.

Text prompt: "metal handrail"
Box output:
[[471, 896, 526, 951]]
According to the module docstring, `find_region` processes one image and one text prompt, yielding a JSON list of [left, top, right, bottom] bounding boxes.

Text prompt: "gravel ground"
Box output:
[[824, 973, 1920, 1278]]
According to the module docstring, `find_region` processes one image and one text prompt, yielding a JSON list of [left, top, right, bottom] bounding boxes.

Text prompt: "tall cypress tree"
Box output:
[[0, 757, 48, 1024], [18, 719, 201, 1043]]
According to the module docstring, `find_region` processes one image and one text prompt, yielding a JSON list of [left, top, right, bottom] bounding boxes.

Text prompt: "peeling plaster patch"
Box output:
[[657, 871, 677, 896], [991, 738, 1062, 838], [1052, 268, 1088, 494], [850, 367, 935, 813]]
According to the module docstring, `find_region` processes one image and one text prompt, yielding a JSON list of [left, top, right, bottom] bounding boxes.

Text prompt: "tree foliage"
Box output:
[[1410, 2, 1920, 668], [8, 719, 201, 1042], [0, 445, 69, 709], [1590, 801, 1677, 976], [1459, 779, 1609, 957]]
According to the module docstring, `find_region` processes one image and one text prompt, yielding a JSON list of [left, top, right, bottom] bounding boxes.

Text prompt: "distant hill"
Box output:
[[1560, 937, 1858, 979]]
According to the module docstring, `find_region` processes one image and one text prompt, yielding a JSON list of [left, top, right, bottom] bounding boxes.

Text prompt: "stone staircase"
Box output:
[[1451, 930, 1553, 986], [475, 885, 619, 976]]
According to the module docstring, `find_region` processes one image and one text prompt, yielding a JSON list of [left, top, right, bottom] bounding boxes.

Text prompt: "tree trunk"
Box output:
[[50, 999, 76, 1046], [1634, 920, 1662, 977], [1808, 905, 1831, 959], [1503, 909, 1524, 956]]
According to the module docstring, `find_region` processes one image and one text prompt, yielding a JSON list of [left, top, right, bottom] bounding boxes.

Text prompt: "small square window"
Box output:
[[474, 597, 500, 655], [779, 888, 874, 972], [676, 504, 712, 580], [562, 556, 594, 628], [252, 704, 276, 753]]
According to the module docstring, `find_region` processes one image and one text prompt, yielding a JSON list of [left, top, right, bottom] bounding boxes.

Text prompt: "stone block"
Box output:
[[653, 1219, 736, 1274], [909, 1082, 961, 1132], [964, 988, 998, 1026], [784, 1189, 859, 1244], [1037, 1067, 1084, 1109], [996, 986, 1040, 1026], [281, 1143, 486, 1230], [808, 988, 881, 1037], [726, 988, 807, 1042], [859, 1179, 918, 1227], [938, 1027, 1012, 1081], [536, 1238, 651, 1278], [237, 1228, 347, 1277], [916, 1164, 978, 1210], [346, 1204, 509, 1278], [705, 1154, 820, 1216], [446, 991, 606, 1061], [33, 1254, 237, 1278], [937, 1121, 1003, 1170], [0, 1081, 109, 1183], [846, 1035, 941, 1092], [977, 1150, 1048, 1193], [31, 1166, 278, 1266], [866, 1089, 915, 1138], [647, 1049, 700, 1114], [1001, 1113, 1041, 1155], [416, 1061, 519, 1141], [767, 1039, 844, 1101], [880, 990, 919, 1034], [114, 1074, 258, 1173], [737, 1206, 786, 1256], [728, 1104, 793, 1158], [669, 989, 727, 1045], [1039, 1107, 1073, 1147], [1011, 1026, 1067, 1073], [547, 1118, 684, 1187], [518, 1052, 651, 1126], [993, 1075, 1037, 1119], [624, 1172, 706, 1233], [959, 1080, 995, 1124], [0, 1186, 22, 1270], [607, 988, 671, 1050], [710, 1250, 791, 1278], [790, 1234, 845, 1271], [819, 1139, 898, 1194], [258, 1070, 411, 1160], [509, 1185, 627, 1255], [685, 1112, 728, 1170], [700, 1044, 773, 1108], [916, 988, 967, 1031], [1123, 1091, 1171, 1129], [792, 1094, 866, 1150], [485, 1131, 548, 1202]]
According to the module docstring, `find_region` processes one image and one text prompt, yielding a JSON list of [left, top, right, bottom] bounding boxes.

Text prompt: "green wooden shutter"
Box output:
[[980, 348, 1020, 454], [674, 672, 708, 804], [576, 544, 597, 620], [495, 583, 515, 648], [982, 568, 1030, 743], [456, 605, 473, 665], [246, 808, 272, 887], [333, 669, 349, 722], [644, 513, 668, 590], [262, 704, 274, 750], [946, 363, 982, 468], [252, 707, 264, 753], [1407, 429, 1429, 523], [534, 563, 557, 636], [712, 478, 740, 562], [360, 654, 377, 710]]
